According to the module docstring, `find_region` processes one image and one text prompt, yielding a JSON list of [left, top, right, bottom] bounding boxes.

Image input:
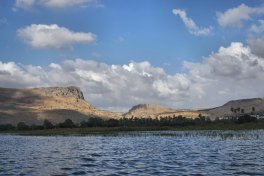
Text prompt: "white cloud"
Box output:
[[217, 3, 264, 27], [186, 42, 264, 79], [41, 0, 91, 8], [250, 20, 264, 33], [1, 42, 264, 111], [14, 0, 101, 9], [184, 42, 264, 107], [248, 36, 264, 58], [172, 8, 212, 36], [15, 0, 36, 10], [0, 59, 200, 111], [17, 24, 96, 49]]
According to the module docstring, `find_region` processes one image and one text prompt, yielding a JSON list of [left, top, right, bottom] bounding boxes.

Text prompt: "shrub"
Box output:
[[80, 120, 88, 128], [0, 124, 15, 131], [236, 114, 257, 124], [87, 117, 104, 127], [58, 119, 76, 128], [17, 122, 30, 130], [31, 124, 44, 130], [105, 119, 119, 127], [43, 119, 54, 129]]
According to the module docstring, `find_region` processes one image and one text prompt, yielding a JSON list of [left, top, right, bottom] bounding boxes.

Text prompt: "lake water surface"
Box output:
[[1, 130, 264, 175]]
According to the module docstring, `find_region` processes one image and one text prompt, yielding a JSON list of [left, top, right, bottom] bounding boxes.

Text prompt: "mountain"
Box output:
[[124, 104, 208, 119], [203, 98, 264, 119], [0, 87, 121, 125], [123, 104, 175, 118], [1, 86, 263, 125], [124, 98, 264, 119]]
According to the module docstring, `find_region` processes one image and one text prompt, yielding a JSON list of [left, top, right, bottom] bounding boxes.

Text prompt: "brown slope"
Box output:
[[123, 104, 207, 119], [124, 98, 264, 120], [124, 104, 175, 118], [203, 98, 264, 119], [0, 87, 121, 125]]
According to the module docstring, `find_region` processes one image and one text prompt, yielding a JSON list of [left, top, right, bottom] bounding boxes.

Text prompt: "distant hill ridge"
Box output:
[[0, 86, 121, 125], [223, 98, 263, 106], [205, 98, 264, 119], [125, 98, 264, 119], [124, 104, 175, 118], [0, 86, 263, 125]]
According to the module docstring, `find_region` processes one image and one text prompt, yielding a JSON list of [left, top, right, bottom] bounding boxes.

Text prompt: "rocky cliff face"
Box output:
[[39, 86, 85, 100], [0, 86, 121, 125]]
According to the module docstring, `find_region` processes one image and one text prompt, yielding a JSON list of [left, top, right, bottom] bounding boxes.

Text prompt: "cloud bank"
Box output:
[[172, 8, 212, 36], [1, 42, 264, 111], [17, 24, 96, 49]]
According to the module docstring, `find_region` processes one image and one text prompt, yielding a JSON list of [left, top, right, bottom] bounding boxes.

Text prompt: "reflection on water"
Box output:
[[1, 130, 264, 175]]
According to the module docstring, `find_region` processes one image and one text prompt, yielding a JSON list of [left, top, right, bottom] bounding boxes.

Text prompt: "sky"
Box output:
[[1, 0, 264, 112]]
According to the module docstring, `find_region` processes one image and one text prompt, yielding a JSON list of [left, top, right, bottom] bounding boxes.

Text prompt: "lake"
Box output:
[[1, 130, 264, 175]]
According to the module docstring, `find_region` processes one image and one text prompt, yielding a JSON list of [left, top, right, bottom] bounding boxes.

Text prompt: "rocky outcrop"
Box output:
[[40, 86, 85, 100]]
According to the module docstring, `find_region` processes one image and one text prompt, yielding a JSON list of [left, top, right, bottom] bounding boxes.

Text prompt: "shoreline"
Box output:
[[1, 123, 264, 136]]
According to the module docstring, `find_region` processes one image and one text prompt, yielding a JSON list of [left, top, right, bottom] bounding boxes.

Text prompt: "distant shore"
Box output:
[[1, 122, 264, 136]]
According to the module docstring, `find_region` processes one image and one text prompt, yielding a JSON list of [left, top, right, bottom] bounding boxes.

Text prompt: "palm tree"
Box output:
[[237, 107, 240, 113]]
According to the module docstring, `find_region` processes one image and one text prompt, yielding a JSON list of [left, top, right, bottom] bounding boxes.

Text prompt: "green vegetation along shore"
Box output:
[[1, 114, 264, 136]]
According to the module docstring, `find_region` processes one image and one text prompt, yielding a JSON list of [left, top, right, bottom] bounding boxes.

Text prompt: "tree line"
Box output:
[[0, 113, 260, 131]]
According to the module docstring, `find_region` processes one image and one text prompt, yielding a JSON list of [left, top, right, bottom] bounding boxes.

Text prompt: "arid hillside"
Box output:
[[124, 104, 208, 119], [123, 104, 176, 118], [203, 98, 264, 119], [1, 86, 263, 125], [124, 98, 264, 119], [0, 87, 121, 125]]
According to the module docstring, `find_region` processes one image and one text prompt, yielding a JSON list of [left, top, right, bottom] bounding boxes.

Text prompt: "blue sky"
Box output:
[[1, 0, 264, 111], [0, 0, 260, 71]]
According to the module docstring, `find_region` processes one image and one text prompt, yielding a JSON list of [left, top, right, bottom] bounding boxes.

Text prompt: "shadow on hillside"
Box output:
[[0, 88, 44, 125], [0, 88, 95, 125], [40, 109, 92, 124]]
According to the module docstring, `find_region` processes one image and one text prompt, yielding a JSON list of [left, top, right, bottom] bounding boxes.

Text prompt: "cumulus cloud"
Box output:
[[14, 0, 99, 9], [217, 3, 264, 27], [185, 42, 264, 79], [17, 24, 96, 49], [184, 42, 264, 107], [0, 59, 202, 111], [172, 8, 212, 36], [1, 42, 264, 111]]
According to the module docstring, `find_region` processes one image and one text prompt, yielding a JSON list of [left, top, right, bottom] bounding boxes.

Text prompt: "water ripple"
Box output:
[[1, 130, 264, 175]]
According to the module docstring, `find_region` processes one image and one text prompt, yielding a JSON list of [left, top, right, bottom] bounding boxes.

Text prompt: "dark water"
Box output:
[[1, 130, 264, 176]]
